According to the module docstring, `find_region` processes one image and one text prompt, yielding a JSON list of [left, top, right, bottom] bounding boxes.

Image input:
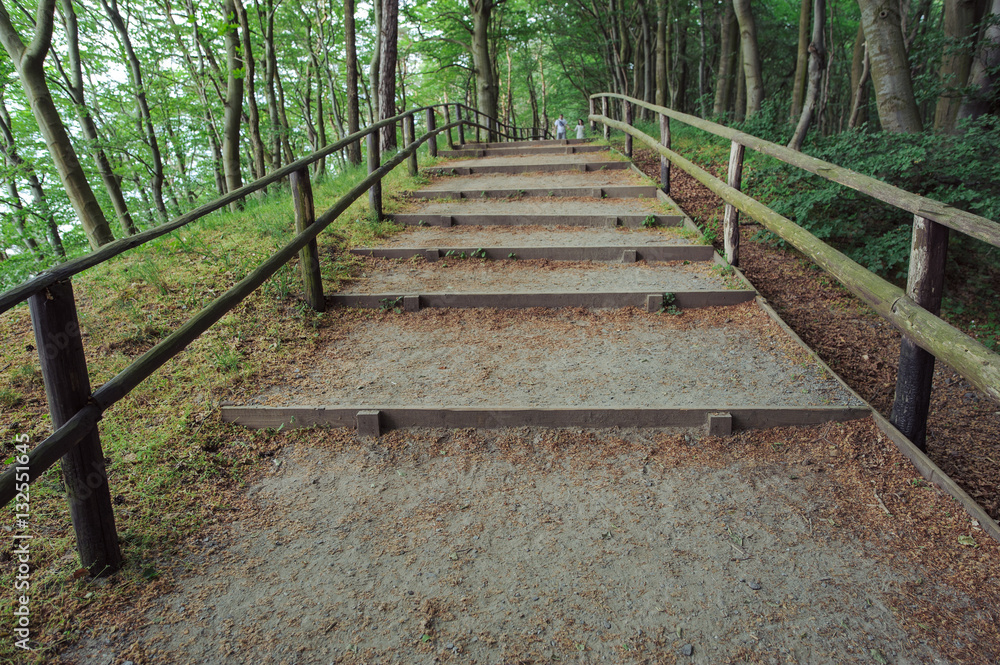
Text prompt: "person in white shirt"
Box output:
[[575, 119, 585, 139], [554, 115, 568, 139]]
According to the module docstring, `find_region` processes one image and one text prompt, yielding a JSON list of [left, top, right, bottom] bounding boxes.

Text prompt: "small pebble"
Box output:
[[446, 642, 454, 650], [604, 621, 612, 629], [682, 644, 694, 657]]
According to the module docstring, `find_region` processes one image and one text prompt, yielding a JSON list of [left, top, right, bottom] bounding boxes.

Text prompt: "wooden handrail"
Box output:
[[590, 111, 1000, 405], [0, 120, 459, 509], [453, 103, 553, 140], [0, 105, 451, 315], [591, 93, 1000, 249]]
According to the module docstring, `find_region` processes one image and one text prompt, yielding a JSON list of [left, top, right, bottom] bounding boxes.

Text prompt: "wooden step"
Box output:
[[351, 245, 715, 263], [409, 185, 659, 200], [438, 145, 607, 158], [426, 160, 630, 176], [388, 212, 683, 228]]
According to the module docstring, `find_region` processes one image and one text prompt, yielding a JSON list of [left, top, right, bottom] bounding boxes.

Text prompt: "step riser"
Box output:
[[439, 146, 607, 158], [328, 291, 756, 311], [460, 139, 592, 148], [389, 213, 683, 228], [427, 162, 630, 176], [409, 186, 659, 200], [351, 246, 716, 262], [222, 405, 870, 433]]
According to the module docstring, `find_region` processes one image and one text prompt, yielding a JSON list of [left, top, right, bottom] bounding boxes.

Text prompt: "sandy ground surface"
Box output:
[[433, 152, 627, 169], [360, 225, 693, 249], [417, 170, 650, 193], [62, 419, 995, 665], [393, 197, 681, 217], [341, 258, 741, 295], [255, 305, 861, 409]]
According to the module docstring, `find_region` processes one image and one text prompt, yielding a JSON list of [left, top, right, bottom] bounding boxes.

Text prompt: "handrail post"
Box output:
[[723, 140, 745, 266], [445, 105, 456, 148], [475, 111, 482, 143], [403, 112, 418, 177], [29, 280, 122, 576], [602, 96, 610, 141], [589, 97, 596, 133], [659, 112, 671, 195], [457, 105, 465, 145], [426, 108, 438, 158], [624, 100, 633, 158], [290, 168, 324, 312], [367, 131, 382, 220], [890, 216, 950, 450]]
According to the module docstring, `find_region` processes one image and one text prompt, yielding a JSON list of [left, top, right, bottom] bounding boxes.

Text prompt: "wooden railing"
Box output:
[[0, 102, 532, 575], [589, 92, 1000, 447]]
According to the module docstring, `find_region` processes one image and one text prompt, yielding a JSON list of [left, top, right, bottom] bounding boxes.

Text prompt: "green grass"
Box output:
[[0, 155, 432, 662]]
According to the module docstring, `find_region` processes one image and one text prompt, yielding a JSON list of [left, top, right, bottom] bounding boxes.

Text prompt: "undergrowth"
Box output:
[[0, 153, 438, 662]]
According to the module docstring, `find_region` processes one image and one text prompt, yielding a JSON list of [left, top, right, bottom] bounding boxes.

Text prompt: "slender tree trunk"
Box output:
[[369, 0, 382, 134], [849, 23, 871, 128], [672, 11, 688, 111], [0, 0, 113, 249], [713, 3, 738, 117], [470, 0, 499, 136], [344, 0, 361, 164], [788, 0, 826, 150], [958, 0, 1000, 120], [733, 0, 764, 117], [0, 94, 51, 258], [858, 0, 923, 132], [58, 0, 137, 236], [275, 65, 295, 161], [696, 0, 708, 116], [378, 0, 399, 151], [100, 0, 169, 222], [655, 0, 667, 106], [260, 0, 282, 170], [221, 0, 244, 208], [235, 0, 265, 182], [934, 0, 987, 132], [790, 0, 811, 121]]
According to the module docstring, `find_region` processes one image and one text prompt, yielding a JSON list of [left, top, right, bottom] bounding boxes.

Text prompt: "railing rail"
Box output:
[[588, 93, 1000, 435], [0, 101, 519, 574]]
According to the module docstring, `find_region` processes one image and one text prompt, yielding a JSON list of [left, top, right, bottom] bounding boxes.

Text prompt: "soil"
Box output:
[[392, 197, 680, 218], [341, 258, 741, 295], [253, 305, 859, 410], [628, 147, 1000, 525], [416, 170, 650, 194], [360, 225, 693, 249]]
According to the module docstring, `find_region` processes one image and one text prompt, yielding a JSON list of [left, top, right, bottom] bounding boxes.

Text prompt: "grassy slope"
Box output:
[[0, 156, 436, 663]]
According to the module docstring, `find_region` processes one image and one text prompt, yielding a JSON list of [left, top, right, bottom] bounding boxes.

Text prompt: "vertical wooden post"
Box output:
[[426, 108, 438, 158], [456, 105, 465, 145], [445, 105, 456, 148], [367, 131, 382, 220], [475, 111, 482, 143], [403, 113, 418, 177], [624, 100, 633, 158], [890, 216, 950, 451], [29, 280, 122, 576], [290, 168, 324, 312], [723, 141, 745, 266], [602, 96, 610, 140], [589, 97, 596, 132], [659, 113, 671, 195]]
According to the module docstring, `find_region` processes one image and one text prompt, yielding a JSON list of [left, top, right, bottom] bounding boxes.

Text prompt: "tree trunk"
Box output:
[[858, 0, 923, 132], [260, 0, 284, 171], [958, 0, 1000, 121], [369, 0, 382, 137], [696, 0, 708, 116], [849, 23, 871, 128], [790, 0, 811, 121], [655, 0, 667, 106], [235, 0, 266, 182], [378, 0, 398, 152], [733, 0, 764, 117], [100, 0, 169, 222], [0, 0, 113, 249], [471, 0, 499, 136], [0, 95, 48, 259], [934, 0, 987, 132], [713, 3, 739, 117], [221, 0, 244, 208], [344, 0, 361, 164], [788, 0, 826, 150]]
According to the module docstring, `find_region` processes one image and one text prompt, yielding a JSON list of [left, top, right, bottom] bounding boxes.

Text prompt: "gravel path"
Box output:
[[360, 225, 693, 249], [343, 259, 739, 294], [257, 306, 861, 409]]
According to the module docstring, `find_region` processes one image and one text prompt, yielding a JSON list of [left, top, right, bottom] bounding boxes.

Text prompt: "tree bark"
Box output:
[[858, 0, 923, 132], [958, 0, 1000, 120], [221, 0, 244, 209], [788, 0, 826, 150], [790, 0, 811, 122], [655, 0, 667, 107], [369, 0, 382, 137], [234, 0, 266, 182], [733, 0, 764, 117], [470, 0, 500, 136], [378, 0, 399, 152], [713, 3, 739, 117], [100, 0, 169, 222], [849, 23, 871, 128], [0, 0, 114, 249], [344, 0, 361, 164], [934, 0, 987, 132]]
